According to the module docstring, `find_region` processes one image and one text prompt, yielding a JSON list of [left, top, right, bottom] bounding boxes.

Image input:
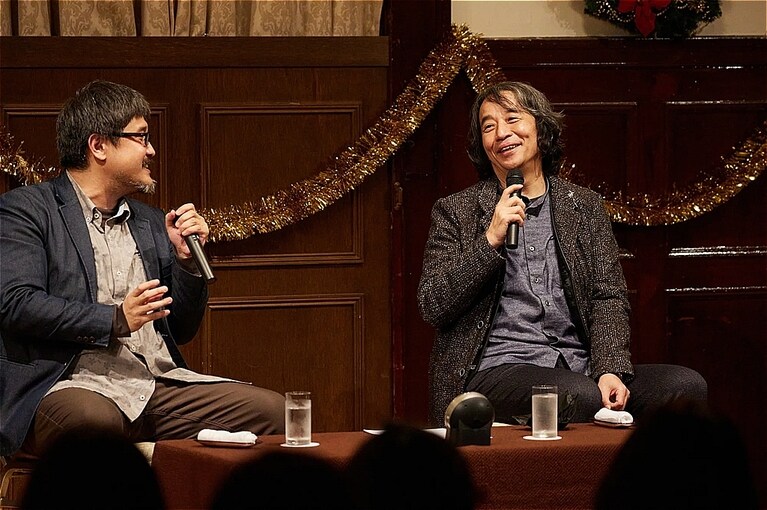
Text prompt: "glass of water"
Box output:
[[285, 391, 312, 446], [532, 385, 558, 439]]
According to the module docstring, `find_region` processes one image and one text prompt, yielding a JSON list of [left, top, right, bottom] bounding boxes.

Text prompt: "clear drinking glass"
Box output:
[[532, 385, 558, 439], [284, 391, 312, 446]]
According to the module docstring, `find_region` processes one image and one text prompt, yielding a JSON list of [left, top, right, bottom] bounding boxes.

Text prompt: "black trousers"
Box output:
[[466, 362, 707, 424]]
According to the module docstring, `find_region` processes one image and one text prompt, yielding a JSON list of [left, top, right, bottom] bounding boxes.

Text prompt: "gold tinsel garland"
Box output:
[[1, 24, 765, 238], [203, 24, 505, 242], [597, 120, 767, 226], [0, 129, 59, 185]]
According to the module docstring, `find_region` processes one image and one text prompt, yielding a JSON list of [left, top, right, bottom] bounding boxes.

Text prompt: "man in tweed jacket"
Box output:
[[418, 81, 707, 426]]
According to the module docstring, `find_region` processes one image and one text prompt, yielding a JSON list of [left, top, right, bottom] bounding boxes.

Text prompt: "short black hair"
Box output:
[[56, 80, 151, 169]]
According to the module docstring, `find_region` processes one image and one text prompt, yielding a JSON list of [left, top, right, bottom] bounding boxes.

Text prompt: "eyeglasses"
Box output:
[[114, 131, 151, 147]]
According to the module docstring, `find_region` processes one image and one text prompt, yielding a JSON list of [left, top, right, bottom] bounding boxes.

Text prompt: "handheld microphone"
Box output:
[[184, 233, 216, 284], [505, 170, 524, 250]]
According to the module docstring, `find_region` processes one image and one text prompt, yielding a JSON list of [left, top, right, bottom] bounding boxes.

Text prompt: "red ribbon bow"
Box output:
[[618, 0, 672, 36]]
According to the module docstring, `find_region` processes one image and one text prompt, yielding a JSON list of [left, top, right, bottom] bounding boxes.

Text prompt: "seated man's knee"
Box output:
[[30, 390, 126, 454], [249, 387, 286, 435], [39, 389, 125, 429], [676, 367, 708, 401], [262, 389, 286, 433]]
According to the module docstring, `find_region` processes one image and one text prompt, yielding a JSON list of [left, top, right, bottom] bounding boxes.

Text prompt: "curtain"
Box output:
[[0, 0, 383, 36]]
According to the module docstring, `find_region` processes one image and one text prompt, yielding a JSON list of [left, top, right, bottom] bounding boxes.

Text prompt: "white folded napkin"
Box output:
[[197, 429, 257, 444], [594, 408, 634, 425]]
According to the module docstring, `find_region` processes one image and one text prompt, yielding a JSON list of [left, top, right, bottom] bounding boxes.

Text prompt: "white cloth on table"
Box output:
[[594, 408, 634, 425], [196, 429, 257, 444]]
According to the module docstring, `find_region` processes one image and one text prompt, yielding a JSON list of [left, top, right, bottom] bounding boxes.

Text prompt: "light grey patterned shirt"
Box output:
[[46, 173, 235, 421], [479, 185, 589, 374]]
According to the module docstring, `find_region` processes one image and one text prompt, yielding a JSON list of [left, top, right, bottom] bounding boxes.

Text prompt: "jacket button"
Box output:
[[459, 368, 466, 377], [476, 321, 484, 329]]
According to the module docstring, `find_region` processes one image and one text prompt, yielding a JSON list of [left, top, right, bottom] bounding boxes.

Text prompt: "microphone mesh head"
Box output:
[[506, 170, 524, 187]]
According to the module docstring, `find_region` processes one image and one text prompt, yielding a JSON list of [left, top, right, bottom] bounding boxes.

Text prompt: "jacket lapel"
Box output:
[[128, 212, 159, 281], [54, 174, 99, 303], [478, 179, 499, 231], [550, 177, 580, 256]]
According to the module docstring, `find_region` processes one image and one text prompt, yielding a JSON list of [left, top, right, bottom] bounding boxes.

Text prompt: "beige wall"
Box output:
[[452, 0, 766, 37]]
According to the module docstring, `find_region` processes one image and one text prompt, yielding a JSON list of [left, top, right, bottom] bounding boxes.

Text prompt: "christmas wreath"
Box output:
[[584, 0, 722, 38]]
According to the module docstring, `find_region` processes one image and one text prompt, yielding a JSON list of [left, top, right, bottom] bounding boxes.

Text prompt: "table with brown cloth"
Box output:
[[152, 423, 633, 510]]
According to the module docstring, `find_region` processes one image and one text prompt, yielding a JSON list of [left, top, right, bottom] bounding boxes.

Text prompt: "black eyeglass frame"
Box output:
[[114, 131, 151, 147]]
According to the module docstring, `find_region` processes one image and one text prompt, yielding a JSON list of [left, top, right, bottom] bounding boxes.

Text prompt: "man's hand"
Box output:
[[122, 279, 172, 332], [165, 203, 210, 260], [486, 181, 526, 249], [597, 373, 630, 410]]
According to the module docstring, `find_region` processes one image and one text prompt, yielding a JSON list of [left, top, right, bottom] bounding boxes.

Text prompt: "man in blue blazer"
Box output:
[[0, 80, 284, 457]]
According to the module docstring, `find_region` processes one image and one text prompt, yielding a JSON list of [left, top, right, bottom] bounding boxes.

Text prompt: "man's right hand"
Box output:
[[486, 182, 526, 249], [597, 373, 630, 411], [122, 279, 172, 332]]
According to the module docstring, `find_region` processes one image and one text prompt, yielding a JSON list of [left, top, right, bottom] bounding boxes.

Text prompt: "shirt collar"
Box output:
[[525, 181, 549, 218], [67, 171, 131, 225]]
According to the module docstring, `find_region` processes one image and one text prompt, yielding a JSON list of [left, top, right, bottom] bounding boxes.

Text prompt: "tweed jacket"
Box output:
[[0, 173, 208, 456], [417, 176, 633, 425]]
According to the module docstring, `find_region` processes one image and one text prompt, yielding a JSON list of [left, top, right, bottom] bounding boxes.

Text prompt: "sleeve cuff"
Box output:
[[112, 304, 131, 338]]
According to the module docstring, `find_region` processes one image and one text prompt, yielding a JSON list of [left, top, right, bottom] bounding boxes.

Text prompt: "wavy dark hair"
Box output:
[[56, 80, 151, 170], [467, 81, 565, 180]]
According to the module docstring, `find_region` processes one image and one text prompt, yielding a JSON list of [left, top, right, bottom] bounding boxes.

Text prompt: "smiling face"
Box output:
[[108, 116, 157, 195], [479, 91, 542, 183]]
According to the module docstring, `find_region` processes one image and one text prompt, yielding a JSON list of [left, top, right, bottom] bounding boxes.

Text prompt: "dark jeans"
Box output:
[[22, 380, 285, 456], [466, 363, 708, 424]]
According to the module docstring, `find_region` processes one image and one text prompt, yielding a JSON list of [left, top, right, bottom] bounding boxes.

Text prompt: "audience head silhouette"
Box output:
[[346, 422, 477, 510], [21, 428, 164, 510], [594, 398, 759, 510], [210, 449, 353, 510]]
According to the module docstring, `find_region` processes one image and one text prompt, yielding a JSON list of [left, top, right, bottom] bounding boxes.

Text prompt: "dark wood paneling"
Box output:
[[204, 295, 365, 432], [0, 107, 59, 194], [0, 37, 389, 68], [386, 0, 453, 420], [668, 291, 767, 502], [201, 104, 364, 266]]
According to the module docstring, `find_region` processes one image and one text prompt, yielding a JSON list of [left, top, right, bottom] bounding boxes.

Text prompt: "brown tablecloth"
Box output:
[[152, 424, 633, 510]]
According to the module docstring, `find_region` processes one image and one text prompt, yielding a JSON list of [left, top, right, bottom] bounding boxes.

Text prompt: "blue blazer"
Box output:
[[0, 173, 208, 456]]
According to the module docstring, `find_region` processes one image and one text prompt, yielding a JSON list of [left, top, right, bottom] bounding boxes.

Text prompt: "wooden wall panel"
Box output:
[[665, 101, 767, 194], [201, 104, 363, 265], [0, 107, 58, 193], [668, 290, 767, 500], [204, 295, 365, 432], [554, 102, 638, 192]]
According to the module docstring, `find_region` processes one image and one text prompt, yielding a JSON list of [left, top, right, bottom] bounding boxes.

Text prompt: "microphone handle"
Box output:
[[505, 170, 524, 250], [185, 234, 216, 284], [506, 218, 519, 250]]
